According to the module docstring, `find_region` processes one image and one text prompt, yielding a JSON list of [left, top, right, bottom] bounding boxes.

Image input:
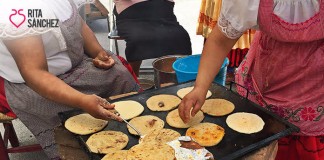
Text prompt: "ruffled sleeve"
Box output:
[[218, 0, 259, 39]]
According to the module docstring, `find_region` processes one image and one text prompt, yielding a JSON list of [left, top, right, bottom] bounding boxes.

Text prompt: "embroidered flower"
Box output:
[[300, 107, 317, 121]]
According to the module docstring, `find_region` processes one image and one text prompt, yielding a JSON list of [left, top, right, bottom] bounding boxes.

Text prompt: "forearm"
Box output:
[[22, 69, 87, 109], [195, 27, 238, 93], [4, 35, 88, 110], [4, 34, 121, 121], [81, 19, 105, 58]]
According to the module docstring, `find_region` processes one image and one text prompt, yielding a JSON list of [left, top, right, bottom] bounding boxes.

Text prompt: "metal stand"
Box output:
[[107, 4, 124, 56]]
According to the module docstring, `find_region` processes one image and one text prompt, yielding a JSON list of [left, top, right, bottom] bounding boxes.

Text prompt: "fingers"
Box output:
[[97, 97, 116, 110], [106, 57, 115, 67], [93, 57, 115, 69], [183, 99, 194, 123], [102, 110, 123, 122], [92, 59, 102, 68], [191, 101, 201, 117], [95, 96, 122, 122], [98, 53, 109, 61], [179, 97, 195, 123], [102, 103, 115, 110], [178, 102, 186, 122]]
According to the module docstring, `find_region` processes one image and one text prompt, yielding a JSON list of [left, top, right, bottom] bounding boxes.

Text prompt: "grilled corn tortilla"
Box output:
[[201, 99, 235, 116], [113, 100, 144, 120], [226, 112, 265, 134], [177, 86, 212, 99], [139, 128, 181, 144], [86, 131, 128, 154], [64, 113, 108, 135], [146, 94, 181, 111], [101, 150, 128, 160], [166, 109, 204, 128], [186, 122, 225, 147], [127, 143, 175, 160], [127, 115, 164, 135]]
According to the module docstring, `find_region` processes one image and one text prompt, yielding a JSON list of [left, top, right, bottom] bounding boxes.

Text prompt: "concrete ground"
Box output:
[[0, 0, 203, 159]]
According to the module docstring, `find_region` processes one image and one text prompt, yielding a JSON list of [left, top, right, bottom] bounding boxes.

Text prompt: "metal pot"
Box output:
[[152, 55, 185, 88]]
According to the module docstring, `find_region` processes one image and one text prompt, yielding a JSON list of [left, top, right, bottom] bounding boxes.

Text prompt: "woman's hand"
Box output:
[[81, 94, 122, 122], [178, 87, 207, 123], [178, 27, 239, 123], [92, 51, 115, 69]]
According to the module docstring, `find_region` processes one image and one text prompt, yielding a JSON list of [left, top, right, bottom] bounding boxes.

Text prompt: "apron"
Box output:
[[235, 0, 324, 136], [3, 0, 139, 158], [235, 0, 324, 159]]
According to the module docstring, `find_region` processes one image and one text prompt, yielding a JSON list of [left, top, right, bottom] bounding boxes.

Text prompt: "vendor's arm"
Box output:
[[178, 0, 258, 123], [81, 19, 115, 69], [178, 27, 238, 123], [3, 36, 122, 121]]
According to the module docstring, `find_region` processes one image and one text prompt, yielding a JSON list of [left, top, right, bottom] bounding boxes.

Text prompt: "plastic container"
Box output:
[[152, 55, 185, 88], [172, 54, 229, 86]]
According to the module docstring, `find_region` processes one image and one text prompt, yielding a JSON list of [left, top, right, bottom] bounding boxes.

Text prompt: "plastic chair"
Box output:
[[0, 113, 42, 160]]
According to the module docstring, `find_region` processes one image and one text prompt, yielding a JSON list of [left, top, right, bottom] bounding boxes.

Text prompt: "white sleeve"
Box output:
[[218, 0, 259, 39]]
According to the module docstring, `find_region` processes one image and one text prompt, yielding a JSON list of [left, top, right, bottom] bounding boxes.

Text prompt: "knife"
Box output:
[[103, 99, 144, 137], [113, 110, 143, 137]]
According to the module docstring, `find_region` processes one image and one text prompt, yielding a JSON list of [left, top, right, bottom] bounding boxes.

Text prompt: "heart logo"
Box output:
[[9, 9, 26, 28]]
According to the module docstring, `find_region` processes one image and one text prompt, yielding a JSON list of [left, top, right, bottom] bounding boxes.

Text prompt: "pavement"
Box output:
[[0, 0, 203, 159]]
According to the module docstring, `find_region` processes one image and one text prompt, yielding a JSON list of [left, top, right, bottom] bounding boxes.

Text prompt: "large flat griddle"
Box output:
[[58, 81, 299, 160]]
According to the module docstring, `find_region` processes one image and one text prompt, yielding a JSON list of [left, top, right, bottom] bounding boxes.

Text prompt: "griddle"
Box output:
[[58, 81, 299, 160]]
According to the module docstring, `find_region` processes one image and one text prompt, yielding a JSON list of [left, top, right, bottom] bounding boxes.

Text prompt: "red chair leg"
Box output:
[[4, 123, 19, 147], [0, 132, 10, 160], [7, 144, 42, 153]]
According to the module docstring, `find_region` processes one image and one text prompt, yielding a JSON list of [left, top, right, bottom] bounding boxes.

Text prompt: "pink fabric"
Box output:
[[275, 135, 324, 160], [235, 0, 324, 136]]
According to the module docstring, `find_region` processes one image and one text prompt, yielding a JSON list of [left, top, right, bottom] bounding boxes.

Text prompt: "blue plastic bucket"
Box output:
[[172, 54, 229, 86]]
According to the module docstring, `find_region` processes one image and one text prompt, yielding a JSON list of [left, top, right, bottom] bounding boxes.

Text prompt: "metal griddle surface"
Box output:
[[58, 81, 299, 160]]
